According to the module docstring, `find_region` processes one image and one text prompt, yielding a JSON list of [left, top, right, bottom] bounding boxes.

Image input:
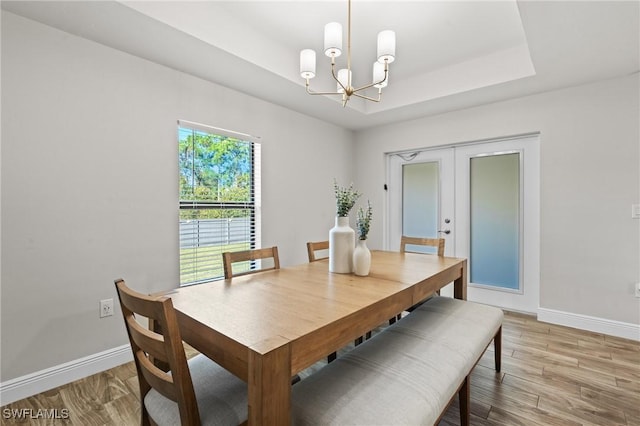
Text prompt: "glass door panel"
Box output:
[[386, 149, 454, 256], [402, 162, 439, 254], [470, 153, 520, 290]]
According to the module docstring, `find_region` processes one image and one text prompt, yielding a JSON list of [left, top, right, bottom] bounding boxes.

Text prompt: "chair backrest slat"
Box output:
[[125, 312, 169, 362], [222, 247, 280, 279], [306, 241, 329, 262], [400, 236, 445, 256], [137, 352, 178, 401]]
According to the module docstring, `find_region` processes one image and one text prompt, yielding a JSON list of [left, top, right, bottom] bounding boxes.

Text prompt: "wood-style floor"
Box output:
[[2, 311, 639, 425]]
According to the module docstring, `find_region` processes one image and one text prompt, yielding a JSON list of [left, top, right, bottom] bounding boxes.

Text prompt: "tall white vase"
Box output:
[[329, 216, 355, 273], [353, 239, 371, 276]]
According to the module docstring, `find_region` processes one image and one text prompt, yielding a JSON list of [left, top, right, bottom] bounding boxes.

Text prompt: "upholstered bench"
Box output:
[[291, 296, 503, 425]]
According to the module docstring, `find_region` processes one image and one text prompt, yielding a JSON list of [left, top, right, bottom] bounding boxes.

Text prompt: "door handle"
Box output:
[[438, 229, 451, 235]]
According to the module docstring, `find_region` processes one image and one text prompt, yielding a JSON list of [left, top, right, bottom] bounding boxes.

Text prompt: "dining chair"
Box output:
[[114, 279, 247, 426], [222, 246, 280, 279], [390, 236, 446, 324], [306, 240, 329, 262]]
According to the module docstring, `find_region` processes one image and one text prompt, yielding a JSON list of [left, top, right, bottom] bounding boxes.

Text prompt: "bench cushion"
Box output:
[[291, 297, 503, 425], [409, 295, 503, 371]]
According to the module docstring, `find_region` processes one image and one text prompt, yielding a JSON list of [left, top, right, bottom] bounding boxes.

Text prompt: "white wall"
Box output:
[[354, 73, 640, 327], [0, 12, 353, 382]]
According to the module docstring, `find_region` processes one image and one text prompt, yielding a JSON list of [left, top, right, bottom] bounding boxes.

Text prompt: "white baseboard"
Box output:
[[538, 307, 640, 341], [0, 344, 132, 406]]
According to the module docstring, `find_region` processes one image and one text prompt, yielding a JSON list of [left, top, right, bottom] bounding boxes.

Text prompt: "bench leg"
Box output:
[[458, 375, 470, 426], [494, 326, 502, 373]]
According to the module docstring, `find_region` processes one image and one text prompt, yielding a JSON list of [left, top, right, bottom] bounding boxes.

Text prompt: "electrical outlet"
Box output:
[[100, 298, 114, 318], [635, 283, 640, 298]]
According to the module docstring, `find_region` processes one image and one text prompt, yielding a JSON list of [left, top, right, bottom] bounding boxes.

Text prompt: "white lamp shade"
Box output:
[[324, 22, 343, 57], [300, 49, 316, 79], [337, 68, 351, 92], [373, 61, 388, 88], [377, 30, 396, 63]]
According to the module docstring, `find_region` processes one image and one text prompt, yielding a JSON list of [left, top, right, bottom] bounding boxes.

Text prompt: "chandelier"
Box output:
[[299, 0, 396, 107]]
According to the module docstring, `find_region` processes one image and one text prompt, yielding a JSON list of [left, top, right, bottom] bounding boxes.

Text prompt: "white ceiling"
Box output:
[[2, 1, 639, 130]]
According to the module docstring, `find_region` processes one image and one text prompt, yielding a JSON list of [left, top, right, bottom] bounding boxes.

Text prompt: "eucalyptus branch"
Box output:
[[356, 201, 373, 240], [333, 179, 361, 217]]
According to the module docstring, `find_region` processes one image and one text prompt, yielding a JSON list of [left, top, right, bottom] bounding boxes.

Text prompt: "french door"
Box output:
[[387, 149, 455, 256], [386, 135, 540, 313]]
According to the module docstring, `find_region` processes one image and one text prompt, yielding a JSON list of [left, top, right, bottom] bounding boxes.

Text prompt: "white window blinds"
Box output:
[[178, 120, 261, 285]]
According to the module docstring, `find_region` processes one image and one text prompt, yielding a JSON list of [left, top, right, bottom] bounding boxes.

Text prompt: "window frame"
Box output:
[[177, 120, 261, 286]]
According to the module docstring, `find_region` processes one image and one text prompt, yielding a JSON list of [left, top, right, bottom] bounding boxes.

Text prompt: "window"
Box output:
[[178, 121, 260, 285]]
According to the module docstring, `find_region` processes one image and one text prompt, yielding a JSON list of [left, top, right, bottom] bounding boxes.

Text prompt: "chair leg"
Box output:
[[354, 336, 364, 346], [458, 375, 470, 426], [327, 351, 337, 363], [494, 326, 502, 372]]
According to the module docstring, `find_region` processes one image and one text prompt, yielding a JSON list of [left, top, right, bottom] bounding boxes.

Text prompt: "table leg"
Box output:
[[248, 344, 291, 425], [453, 259, 468, 300]]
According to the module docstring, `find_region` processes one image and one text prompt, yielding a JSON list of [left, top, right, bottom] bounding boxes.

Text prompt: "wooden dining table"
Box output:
[[167, 250, 467, 425]]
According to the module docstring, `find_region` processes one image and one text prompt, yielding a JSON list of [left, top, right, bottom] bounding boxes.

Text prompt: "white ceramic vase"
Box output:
[[329, 216, 355, 273], [353, 239, 371, 276]]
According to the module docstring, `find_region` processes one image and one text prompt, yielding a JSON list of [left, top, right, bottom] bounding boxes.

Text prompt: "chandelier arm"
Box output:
[[306, 85, 343, 96], [352, 81, 378, 93], [352, 91, 382, 103], [306, 79, 345, 96], [330, 59, 349, 93], [354, 60, 389, 93], [353, 74, 387, 93]]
